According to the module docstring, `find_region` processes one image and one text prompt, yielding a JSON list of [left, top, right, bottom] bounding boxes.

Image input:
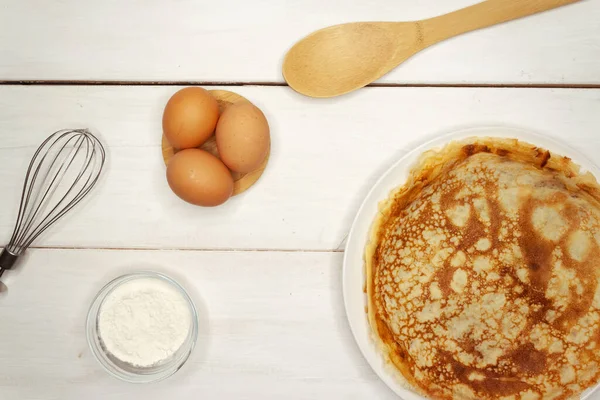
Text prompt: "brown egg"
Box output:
[[163, 87, 219, 149], [215, 102, 270, 173], [166, 149, 233, 207]]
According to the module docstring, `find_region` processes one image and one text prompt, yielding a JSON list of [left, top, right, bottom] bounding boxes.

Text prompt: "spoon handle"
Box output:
[[422, 0, 581, 46]]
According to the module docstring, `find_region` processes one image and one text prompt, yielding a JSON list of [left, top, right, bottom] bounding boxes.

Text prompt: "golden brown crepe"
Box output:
[[366, 137, 600, 400]]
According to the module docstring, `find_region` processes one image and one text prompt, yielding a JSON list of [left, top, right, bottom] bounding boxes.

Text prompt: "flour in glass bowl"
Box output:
[[97, 277, 192, 367]]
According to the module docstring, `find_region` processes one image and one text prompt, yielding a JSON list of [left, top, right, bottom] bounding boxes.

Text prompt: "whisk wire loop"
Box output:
[[1, 129, 106, 277]]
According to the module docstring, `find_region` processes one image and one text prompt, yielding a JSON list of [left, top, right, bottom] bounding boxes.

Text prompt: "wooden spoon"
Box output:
[[282, 0, 581, 98]]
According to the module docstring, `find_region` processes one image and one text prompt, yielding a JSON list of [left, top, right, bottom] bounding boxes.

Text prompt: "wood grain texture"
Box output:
[[0, 249, 398, 400], [283, 0, 582, 97], [162, 90, 271, 196], [0, 0, 598, 84], [1, 85, 600, 251]]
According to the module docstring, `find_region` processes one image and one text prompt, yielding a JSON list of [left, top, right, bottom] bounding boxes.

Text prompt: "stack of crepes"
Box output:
[[366, 137, 600, 400]]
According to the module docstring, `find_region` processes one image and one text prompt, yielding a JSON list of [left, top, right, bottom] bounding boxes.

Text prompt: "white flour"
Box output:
[[98, 277, 192, 367]]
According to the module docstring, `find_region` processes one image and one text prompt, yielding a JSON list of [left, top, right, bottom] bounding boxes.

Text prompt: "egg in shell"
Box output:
[[215, 102, 270, 173], [163, 87, 219, 149], [166, 148, 233, 207]]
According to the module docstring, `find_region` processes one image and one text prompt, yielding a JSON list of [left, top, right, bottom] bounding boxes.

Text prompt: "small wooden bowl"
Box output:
[[162, 90, 271, 196]]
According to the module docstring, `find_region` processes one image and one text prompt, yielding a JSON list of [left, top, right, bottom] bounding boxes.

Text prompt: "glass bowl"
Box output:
[[86, 271, 198, 383]]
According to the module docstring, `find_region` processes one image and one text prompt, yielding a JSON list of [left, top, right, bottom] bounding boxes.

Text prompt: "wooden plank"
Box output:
[[1, 85, 599, 251], [0, 0, 598, 84], [0, 249, 397, 400]]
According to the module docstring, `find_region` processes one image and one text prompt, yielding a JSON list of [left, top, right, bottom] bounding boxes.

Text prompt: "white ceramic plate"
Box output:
[[342, 126, 600, 400]]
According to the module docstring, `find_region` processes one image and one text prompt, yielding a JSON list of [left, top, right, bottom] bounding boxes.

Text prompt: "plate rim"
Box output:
[[342, 125, 600, 400]]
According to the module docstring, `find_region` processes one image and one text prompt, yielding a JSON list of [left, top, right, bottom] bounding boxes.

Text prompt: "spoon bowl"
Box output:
[[283, 22, 420, 98]]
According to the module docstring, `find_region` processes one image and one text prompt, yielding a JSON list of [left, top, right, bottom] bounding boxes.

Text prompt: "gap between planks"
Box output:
[[27, 245, 345, 254], [0, 80, 599, 90]]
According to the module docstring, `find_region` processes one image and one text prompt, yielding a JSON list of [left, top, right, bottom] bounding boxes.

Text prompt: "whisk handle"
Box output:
[[0, 248, 18, 278]]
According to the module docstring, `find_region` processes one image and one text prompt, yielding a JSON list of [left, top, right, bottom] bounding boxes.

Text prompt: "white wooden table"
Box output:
[[1, 1, 599, 399]]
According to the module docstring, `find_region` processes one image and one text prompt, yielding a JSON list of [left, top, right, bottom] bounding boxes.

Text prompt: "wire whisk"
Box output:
[[0, 129, 106, 280]]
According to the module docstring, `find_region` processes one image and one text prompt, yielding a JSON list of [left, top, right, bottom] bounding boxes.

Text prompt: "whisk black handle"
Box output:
[[0, 248, 18, 278]]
